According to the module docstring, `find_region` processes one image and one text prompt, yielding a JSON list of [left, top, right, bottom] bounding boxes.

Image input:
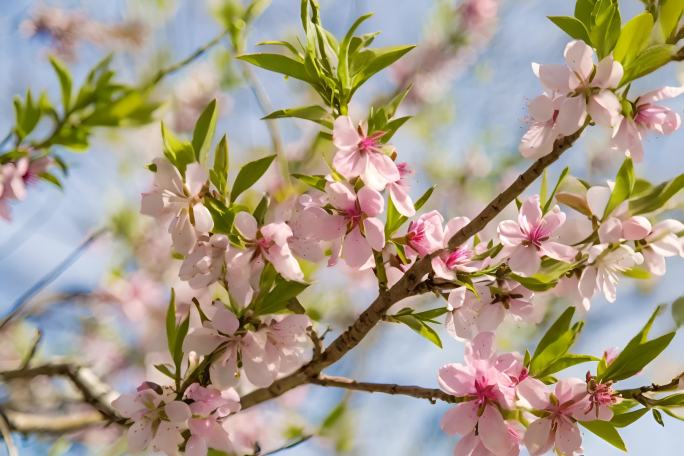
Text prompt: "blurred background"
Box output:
[[0, 0, 683, 454]]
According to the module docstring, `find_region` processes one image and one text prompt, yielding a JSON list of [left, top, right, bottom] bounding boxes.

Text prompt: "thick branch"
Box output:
[[0, 362, 122, 424], [240, 128, 586, 409], [311, 374, 460, 404], [2, 410, 105, 434]]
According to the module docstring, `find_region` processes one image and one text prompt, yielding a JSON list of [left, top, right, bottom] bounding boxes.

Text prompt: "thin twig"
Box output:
[[0, 228, 108, 331], [261, 435, 314, 455], [311, 374, 461, 404], [2, 409, 105, 434], [0, 362, 123, 423], [618, 371, 684, 399], [0, 409, 18, 456]]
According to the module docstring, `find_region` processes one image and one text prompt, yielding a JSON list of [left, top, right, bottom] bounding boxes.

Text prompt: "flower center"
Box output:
[[357, 131, 386, 154], [444, 247, 473, 269], [474, 377, 497, 405], [523, 223, 548, 249]]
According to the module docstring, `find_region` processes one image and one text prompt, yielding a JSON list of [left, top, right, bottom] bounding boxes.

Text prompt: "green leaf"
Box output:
[[652, 409, 665, 426], [173, 315, 190, 368], [253, 194, 270, 225], [351, 45, 415, 92], [629, 172, 684, 214], [672, 297, 684, 327], [392, 313, 442, 348], [611, 408, 649, 427], [603, 158, 634, 219], [656, 393, 684, 407], [49, 56, 72, 112], [263, 105, 333, 128], [590, 0, 622, 59], [543, 167, 569, 213], [204, 196, 235, 234], [601, 329, 675, 382], [579, 420, 627, 452], [658, 0, 684, 42], [255, 278, 310, 315], [413, 307, 448, 321], [39, 172, 63, 190], [621, 44, 676, 85], [154, 363, 175, 379], [541, 353, 599, 376], [230, 154, 276, 203], [613, 12, 654, 67], [621, 267, 651, 280], [165, 289, 177, 356], [509, 273, 558, 292], [385, 186, 435, 235], [338, 13, 374, 92], [210, 135, 229, 197], [238, 53, 313, 83], [533, 307, 575, 359], [161, 123, 195, 174], [575, 0, 597, 28], [292, 173, 327, 191], [548, 16, 592, 43], [192, 99, 218, 164]]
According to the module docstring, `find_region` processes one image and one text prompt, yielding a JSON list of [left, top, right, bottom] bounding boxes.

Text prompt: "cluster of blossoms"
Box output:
[[439, 333, 620, 456], [520, 40, 683, 162], [0, 156, 51, 221]]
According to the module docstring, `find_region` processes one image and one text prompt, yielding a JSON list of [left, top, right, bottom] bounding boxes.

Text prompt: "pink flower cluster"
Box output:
[[439, 333, 618, 456], [520, 40, 683, 161]]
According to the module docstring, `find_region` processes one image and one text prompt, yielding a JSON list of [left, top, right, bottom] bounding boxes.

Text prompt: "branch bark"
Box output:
[[240, 127, 586, 409], [0, 362, 123, 424], [311, 374, 461, 404], [2, 409, 106, 434]]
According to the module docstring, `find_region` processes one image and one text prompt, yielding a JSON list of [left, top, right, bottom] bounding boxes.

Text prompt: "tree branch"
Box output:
[[2, 409, 106, 435], [311, 374, 461, 404], [0, 362, 123, 424], [240, 128, 586, 409], [617, 371, 684, 399]]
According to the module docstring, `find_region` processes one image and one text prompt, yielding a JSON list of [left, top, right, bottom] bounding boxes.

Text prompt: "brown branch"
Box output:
[[311, 374, 461, 404], [0, 362, 123, 424], [240, 128, 586, 409], [0, 410, 18, 456], [2, 409, 106, 434], [617, 371, 684, 399]]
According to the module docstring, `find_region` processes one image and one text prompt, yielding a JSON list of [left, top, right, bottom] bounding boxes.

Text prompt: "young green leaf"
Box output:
[[210, 135, 229, 197], [658, 0, 684, 43], [291, 173, 327, 191], [239, 53, 313, 83], [351, 45, 415, 92], [579, 420, 627, 452], [263, 105, 333, 128], [603, 157, 634, 219], [611, 408, 649, 428], [161, 123, 195, 174], [192, 99, 218, 164], [230, 154, 276, 202], [621, 44, 676, 85], [548, 16, 592, 44], [165, 288, 177, 356], [629, 172, 684, 214], [543, 167, 570, 213], [532, 307, 575, 359], [255, 278, 310, 315], [672, 296, 684, 327], [49, 56, 73, 112], [613, 12, 654, 67], [391, 313, 443, 348]]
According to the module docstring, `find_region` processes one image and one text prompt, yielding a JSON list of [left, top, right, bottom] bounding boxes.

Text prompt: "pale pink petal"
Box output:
[[507, 245, 541, 276], [528, 95, 554, 122], [588, 90, 622, 128], [519, 122, 557, 159], [213, 305, 240, 335], [185, 435, 208, 456], [363, 217, 386, 251], [556, 96, 587, 135], [593, 56, 623, 89], [540, 241, 576, 262], [622, 216, 651, 240], [517, 377, 549, 409], [364, 153, 400, 191], [519, 196, 542, 233], [537, 64, 573, 93], [326, 181, 356, 211], [234, 211, 258, 240], [524, 418, 554, 456], [183, 327, 225, 355], [586, 185, 611, 217], [440, 402, 479, 436], [185, 163, 209, 196], [388, 183, 415, 216], [479, 405, 513, 455], [498, 220, 524, 247], [192, 203, 214, 233], [555, 419, 583, 456], [358, 186, 384, 216], [165, 401, 191, 423], [342, 226, 373, 269], [332, 116, 361, 150], [564, 40, 594, 82], [438, 363, 474, 396], [638, 86, 684, 104], [127, 419, 154, 452]]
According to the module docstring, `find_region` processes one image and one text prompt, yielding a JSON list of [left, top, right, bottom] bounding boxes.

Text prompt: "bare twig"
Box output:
[[0, 362, 123, 424], [311, 374, 461, 404], [0, 409, 18, 456], [618, 371, 684, 400], [261, 435, 314, 455], [3, 410, 105, 434]]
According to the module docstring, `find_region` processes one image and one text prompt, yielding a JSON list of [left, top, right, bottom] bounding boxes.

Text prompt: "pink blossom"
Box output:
[[519, 93, 587, 159], [225, 211, 304, 306], [579, 243, 643, 306], [456, 421, 523, 456], [332, 115, 400, 191], [111, 382, 190, 455], [183, 302, 243, 388], [439, 333, 523, 456], [641, 219, 684, 276], [387, 162, 415, 216], [0, 157, 53, 221], [520, 378, 592, 456], [299, 181, 386, 269], [141, 158, 213, 254], [577, 373, 620, 422], [611, 86, 684, 162], [585, 185, 651, 243], [498, 195, 576, 276], [184, 384, 240, 456], [179, 234, 228, 288], [432, 216, 477, 279], [405, 210, 445, 257], [446, 281, 534, 340]]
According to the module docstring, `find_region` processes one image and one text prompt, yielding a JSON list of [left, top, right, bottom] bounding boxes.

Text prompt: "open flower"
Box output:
[[439, 332, 522, 456], [405, 210, 445, 257], [225, 212, 304, 306], [579, 243, 643, 306], [446, 281, 534, 340], [611, 86, 684, 162], [585, 185, 651, 243], [179, 234, 228, 289], [184, 384, 241, 456], [141, 158, 213, 254], [332, 115, 400, 191], [498, 195, 576, 276], [303, 181, 386, 269], [641, 219, 684, 276], [431, 216, 477, 279], [521, 378, 592, 456], [111, 382, 190, 456]]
